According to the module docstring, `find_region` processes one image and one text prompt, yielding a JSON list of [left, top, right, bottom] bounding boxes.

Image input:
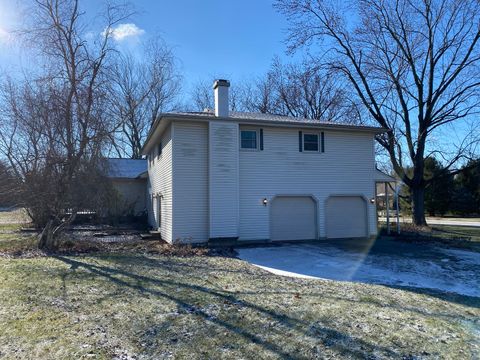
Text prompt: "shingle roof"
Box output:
[[105, 158, 147, 179], [169, 110, 349, 125]]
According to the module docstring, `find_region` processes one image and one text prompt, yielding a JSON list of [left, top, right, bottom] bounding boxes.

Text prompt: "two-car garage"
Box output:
[[269, 195, 368, 241]]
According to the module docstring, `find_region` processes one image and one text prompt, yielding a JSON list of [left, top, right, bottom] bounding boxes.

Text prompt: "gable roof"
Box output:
[[374, 169, 397, 182], [142, 110, 388, 154], [105, 158, 147, 179]]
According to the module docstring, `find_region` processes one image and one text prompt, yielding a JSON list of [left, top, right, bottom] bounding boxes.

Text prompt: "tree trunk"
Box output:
[[38, 220, 55, 250], [38, 212, 77, 251], [411, 186, 427, 226]]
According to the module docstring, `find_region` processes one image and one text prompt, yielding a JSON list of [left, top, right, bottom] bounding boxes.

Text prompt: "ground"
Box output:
[[237, 238, 480, 297], [0, 212, 479, 359]]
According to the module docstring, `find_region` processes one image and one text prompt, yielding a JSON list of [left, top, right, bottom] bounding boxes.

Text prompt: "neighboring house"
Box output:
[[106, 158, 148, 216], [140, 79, 395, 244]]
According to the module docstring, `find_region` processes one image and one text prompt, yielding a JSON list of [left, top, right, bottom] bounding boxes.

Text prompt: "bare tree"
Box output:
[[189, 78, 245, 112], [190, 60, 355, 123], [276, 0, 480, 225], [0, 0, 131, 249], [108, 38, 181, 158], [259, 59, 357, 122]]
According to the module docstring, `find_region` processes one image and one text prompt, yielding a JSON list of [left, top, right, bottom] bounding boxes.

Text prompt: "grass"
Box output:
[[0, 213, 479, 359], [0, 253, 479, 359], [429, 225, 480, 242], [379, 222, 480, 251]]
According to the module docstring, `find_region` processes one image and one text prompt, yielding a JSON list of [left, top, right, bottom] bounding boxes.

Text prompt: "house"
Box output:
[[140, 79, 394, 244], [106, 158, 148, 216]]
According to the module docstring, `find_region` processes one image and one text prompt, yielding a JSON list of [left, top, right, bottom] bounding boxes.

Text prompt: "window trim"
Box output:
[[303, 132, 320, 152], [240, 129, 259, 151]]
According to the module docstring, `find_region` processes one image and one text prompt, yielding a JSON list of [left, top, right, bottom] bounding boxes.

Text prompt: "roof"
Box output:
[[142, 110, 388, 154], [167, 110, 385, 128], [374, 169, 397, 182], [105, 158, 147, 179]]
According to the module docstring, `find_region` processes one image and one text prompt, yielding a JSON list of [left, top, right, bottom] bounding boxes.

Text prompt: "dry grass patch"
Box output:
[[0, 253, 478, 359]]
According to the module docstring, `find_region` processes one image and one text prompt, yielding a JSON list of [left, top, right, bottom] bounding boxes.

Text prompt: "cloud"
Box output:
[[104, 23, 145, 41], [0, 27, 12, 44]]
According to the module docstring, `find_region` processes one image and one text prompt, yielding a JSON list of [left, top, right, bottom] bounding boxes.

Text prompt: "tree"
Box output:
[[0, 161, 19, 209], [108, 39, 181, 158], [276, 0, 480, 225], [0, 0, 131, 250], [423, 157, 454, 216], [190, 59, 356, 123], [190, 78, 246, 112], [454, 158, 480, 214]]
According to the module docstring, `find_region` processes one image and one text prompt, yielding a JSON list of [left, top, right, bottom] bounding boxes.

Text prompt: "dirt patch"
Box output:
[[0, 228, 234, 258]]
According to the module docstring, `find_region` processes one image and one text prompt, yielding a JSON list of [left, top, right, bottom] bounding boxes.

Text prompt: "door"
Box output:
[[270, 196, 317, 241], [326, 196, 367, 238]]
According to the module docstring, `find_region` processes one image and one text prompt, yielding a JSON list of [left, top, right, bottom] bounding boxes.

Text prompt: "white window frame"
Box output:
[[240, 129, 259, 151], [303, 132, 320, 152]]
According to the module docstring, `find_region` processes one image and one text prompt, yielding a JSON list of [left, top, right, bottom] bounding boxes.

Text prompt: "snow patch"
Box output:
[[237, 243, 480, 297]]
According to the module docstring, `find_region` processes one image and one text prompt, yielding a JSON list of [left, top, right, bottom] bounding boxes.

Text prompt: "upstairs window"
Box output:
[[240, 130, 257, 150], [157, 141, 162, 158], [303, 133, 319, 152]]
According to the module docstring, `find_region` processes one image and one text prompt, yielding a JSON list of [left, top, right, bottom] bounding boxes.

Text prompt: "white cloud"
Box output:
[[0, 27, 12, 44], [104, 23, 145, 42]]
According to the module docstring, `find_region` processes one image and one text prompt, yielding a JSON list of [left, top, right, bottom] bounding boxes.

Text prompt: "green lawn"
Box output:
[[0, 219, 479, 359]]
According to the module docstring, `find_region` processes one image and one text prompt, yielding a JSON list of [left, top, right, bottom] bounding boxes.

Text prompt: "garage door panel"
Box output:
[[326, 196, 367, 238], [271, 196, 316, 241]]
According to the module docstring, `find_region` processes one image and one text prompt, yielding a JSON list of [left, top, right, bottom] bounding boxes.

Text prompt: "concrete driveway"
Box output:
[[237, 239, 480, 297]]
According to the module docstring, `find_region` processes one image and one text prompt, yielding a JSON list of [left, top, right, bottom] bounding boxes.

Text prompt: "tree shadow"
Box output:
[[53, 254, 404, 359]]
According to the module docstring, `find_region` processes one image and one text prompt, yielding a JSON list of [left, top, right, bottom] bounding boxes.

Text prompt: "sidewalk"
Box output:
[[379, 216, 480, 228]]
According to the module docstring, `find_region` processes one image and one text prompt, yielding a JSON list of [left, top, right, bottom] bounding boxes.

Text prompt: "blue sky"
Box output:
[[0, 0, 292, 91]]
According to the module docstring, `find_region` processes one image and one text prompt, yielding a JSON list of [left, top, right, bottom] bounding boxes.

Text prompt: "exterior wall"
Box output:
[[238, 126, 377, 240], [148, 119, 378, 244], [111, 178, 147, 215], [172, 122, 209, 243], [148, 124, 173, 242], [208, 121, 240, 239]]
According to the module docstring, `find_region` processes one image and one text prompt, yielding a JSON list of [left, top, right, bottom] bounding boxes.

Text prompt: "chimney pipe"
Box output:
[[213, 79, 230, 117]]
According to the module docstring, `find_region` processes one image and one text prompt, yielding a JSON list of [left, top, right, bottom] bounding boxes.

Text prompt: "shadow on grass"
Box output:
[[54, 254, 403, 359], [100, 250, 480, 310]]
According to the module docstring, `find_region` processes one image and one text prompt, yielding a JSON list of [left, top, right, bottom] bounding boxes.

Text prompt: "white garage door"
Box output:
[[326, 196, 367, 239], [271, 196, 317, 241]]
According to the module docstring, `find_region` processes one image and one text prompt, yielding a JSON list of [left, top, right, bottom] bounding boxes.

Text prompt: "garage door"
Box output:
[[326, 196, 367, 238], [271, 196, 317, 241]]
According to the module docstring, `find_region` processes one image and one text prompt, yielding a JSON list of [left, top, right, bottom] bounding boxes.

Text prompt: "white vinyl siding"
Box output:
[[208, 121, 239, 239], [239, 127, 376, 240], [147, 124, 173, 242], [172, 121, 209, 243]]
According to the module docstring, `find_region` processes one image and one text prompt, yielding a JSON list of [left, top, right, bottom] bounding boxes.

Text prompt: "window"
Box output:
[[241, 130, 257, 150], [303, 133, 319, 151], [157, 141, 162, 158]]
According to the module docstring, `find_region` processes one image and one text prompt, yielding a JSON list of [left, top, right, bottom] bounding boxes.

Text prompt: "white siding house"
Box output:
[[141, 79, 388, 244]]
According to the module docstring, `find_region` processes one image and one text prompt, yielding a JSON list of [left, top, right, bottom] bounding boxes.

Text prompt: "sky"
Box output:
[[0, 0, 292, 92]]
